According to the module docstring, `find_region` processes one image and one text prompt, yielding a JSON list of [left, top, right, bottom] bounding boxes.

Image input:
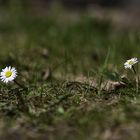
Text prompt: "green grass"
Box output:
[[0, 6, 140, 140]]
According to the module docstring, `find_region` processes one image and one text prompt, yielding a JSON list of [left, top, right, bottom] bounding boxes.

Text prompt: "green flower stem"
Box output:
[[14, 80, 26, 89], [132, 66, 139, 93]]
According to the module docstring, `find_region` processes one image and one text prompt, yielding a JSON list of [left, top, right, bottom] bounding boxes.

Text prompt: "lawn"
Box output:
[[0, 4, 140, 140]]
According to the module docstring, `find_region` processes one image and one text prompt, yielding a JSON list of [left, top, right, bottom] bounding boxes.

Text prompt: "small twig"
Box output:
[[66, 81, 97, 92]]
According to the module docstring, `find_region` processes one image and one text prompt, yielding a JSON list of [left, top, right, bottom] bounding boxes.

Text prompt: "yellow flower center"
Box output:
[[5, 71, 12, 78], [128, 61, 134, 65]]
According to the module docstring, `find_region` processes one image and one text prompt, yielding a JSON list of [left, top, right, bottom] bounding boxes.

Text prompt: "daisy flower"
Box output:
[[0, 66, 17, 83], [124, 58, 138, 69]]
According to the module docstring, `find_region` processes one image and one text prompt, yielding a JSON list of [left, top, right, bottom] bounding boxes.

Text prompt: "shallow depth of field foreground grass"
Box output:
[[0, 6, 140, 140]]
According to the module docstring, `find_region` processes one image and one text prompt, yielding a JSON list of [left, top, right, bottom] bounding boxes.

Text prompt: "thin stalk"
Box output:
[[98, 74, 103, 94], [14, 80, 26, 89], [132, 66, 139, 93], [98, 48, 111, 94]]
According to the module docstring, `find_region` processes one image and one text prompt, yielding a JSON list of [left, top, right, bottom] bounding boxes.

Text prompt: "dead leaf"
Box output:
[[42, 68, 52, 80]]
